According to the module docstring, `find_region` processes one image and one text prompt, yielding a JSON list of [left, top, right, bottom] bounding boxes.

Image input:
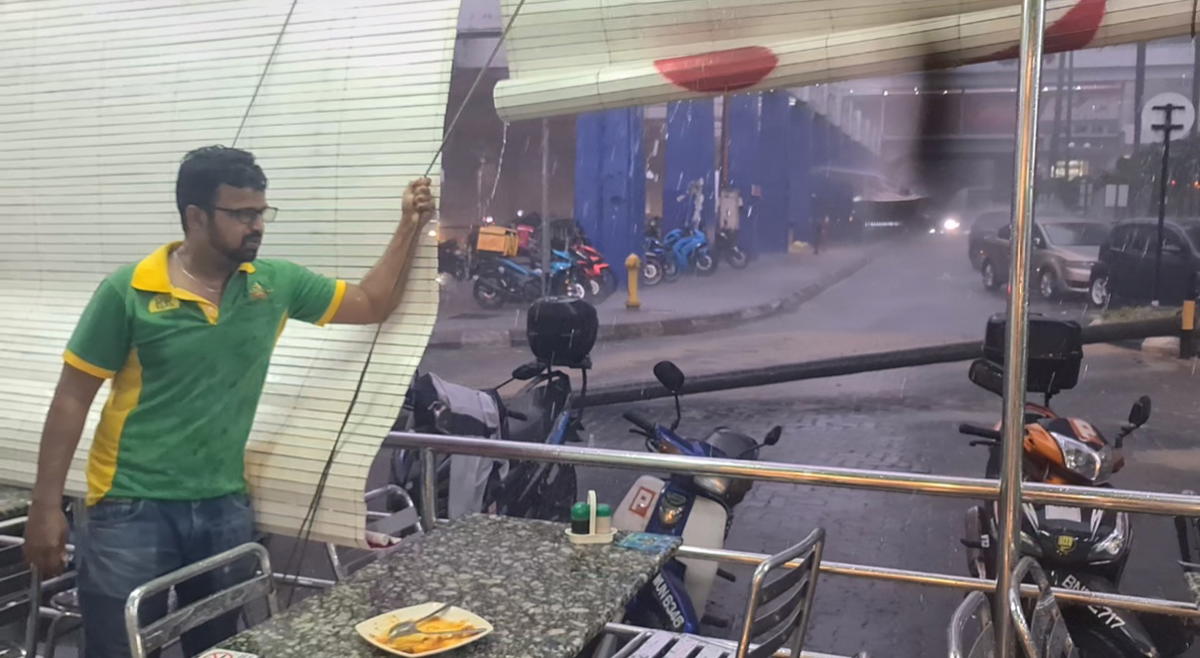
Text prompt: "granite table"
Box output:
[[216, 514, 680, 658], [0, 485, 30, 521]]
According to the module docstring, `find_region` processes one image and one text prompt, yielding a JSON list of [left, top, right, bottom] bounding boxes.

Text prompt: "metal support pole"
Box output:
[[995, 1, 1046, 655], [419, 448, 437, 532], [540, 118, 551, 294], [25, 566, 42, 657]]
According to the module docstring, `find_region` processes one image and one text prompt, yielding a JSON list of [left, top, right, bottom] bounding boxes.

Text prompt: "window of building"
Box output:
[[1051, 160, 1089, 179]]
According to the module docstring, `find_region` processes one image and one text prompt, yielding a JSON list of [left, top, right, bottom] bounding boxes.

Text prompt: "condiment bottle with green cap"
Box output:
[[595, 503, 613, 534], [570, 501, 591, 535]]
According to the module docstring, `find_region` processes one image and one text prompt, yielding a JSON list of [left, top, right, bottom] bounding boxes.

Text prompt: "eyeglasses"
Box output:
[[212, 206, 278, 224]]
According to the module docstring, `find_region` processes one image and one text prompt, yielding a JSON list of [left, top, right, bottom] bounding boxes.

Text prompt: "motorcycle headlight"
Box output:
[[1051, 432, 1103, 482], [1089, 513, 1131, 561], [695, 476, 730, 497]]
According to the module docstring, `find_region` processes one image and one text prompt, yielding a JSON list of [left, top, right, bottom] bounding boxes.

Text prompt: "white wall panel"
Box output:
[[0, 0, 459, 547]]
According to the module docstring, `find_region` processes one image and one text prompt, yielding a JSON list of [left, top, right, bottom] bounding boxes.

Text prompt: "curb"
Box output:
[[428, 253, 874, 350]]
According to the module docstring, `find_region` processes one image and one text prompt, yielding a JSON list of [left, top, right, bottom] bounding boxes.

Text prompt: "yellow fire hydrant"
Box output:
[[625, 253, 641, 310]]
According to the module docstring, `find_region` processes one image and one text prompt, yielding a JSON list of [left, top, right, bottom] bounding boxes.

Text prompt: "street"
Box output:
[[419, 235, 1200, 657]]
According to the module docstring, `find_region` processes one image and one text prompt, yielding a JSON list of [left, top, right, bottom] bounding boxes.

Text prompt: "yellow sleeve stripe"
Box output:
[[63, 350, 116, 379], [315, 279, 348, 327]]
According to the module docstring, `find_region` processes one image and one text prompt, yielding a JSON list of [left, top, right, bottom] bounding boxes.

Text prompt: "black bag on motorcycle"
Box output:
[[982, 314, 1082, 394], [526, 297, 598, 368]]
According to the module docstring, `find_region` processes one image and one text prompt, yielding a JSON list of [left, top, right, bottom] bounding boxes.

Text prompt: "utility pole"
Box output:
[[540, 118, 551, 294], [1150, 102, 1185, 306], [1133, 43, 1147, 147]]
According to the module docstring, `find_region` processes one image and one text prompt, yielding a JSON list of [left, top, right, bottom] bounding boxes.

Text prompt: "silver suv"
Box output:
[[976, 217, 1110, 300]]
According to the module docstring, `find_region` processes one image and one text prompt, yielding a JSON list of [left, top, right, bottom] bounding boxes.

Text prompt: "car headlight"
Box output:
[[942, 217, 961, 232], [1051, 432, 1103, 482], [1089, 513, 1131, 561]]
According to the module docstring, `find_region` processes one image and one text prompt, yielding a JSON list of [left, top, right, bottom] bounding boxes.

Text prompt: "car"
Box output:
[[976, 216, 1109, 300], [1089, 217, 1200, 307], [967, 206, 1011, 271]]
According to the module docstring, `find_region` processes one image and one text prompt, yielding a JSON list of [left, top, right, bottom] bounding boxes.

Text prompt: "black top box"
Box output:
[[982, 314, 1082, 394]]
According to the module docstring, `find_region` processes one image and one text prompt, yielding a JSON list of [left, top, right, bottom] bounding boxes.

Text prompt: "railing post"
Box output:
[[420, 448, 438, 532], [995, 0, 1047, 655]]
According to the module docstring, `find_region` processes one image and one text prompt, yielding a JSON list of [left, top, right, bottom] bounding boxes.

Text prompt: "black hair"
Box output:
[[175, 145, 268, 232]]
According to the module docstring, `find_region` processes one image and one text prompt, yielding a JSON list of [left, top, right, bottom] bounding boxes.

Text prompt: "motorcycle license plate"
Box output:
[[1043, 505, 1082, 522]]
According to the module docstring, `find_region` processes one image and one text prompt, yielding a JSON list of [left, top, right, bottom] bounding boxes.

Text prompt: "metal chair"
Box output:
[[612, 527, 825, 658], [124, 542, 278, 658], [947, 591, 994, 658], [1008, 557, 1077, 658]]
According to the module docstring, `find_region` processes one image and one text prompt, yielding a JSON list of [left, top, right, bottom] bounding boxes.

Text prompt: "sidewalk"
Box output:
[[429, 244, 877, 349]]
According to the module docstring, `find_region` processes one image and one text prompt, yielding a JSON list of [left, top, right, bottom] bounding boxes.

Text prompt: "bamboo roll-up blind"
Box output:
[[0, 0, 460, 547], [494, 0, 1199, 121]]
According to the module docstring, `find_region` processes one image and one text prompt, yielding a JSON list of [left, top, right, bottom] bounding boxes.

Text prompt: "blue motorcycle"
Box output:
[[472, 254, 579, 309], [613, 362, 781, 634], [663, 226, 718, 277]]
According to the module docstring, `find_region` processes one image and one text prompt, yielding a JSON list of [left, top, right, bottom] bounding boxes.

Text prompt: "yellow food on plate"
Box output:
[[374, 618, 480, 654]]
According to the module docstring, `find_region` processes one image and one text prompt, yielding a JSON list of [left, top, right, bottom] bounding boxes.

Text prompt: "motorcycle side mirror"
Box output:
[[764, 426, 782, 446], [512, 362, 544, 381], [653, 361, 686, 394], [1129, 395, 1152, 427], [653, 361, 686, 430]]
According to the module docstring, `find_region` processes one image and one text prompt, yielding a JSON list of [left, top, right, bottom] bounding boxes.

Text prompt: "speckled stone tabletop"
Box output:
[[218, 515, 680, 658], [0, 485, 30, 521]]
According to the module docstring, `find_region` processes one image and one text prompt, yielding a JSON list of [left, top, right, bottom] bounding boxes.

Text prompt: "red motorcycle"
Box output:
[[571, 242, 617, 302]]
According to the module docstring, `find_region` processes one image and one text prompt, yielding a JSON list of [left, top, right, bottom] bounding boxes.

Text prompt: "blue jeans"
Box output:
[[77, 494, 255, 658]]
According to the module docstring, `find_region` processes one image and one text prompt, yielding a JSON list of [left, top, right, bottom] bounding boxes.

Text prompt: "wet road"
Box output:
[[417, 235, 1200, 657]]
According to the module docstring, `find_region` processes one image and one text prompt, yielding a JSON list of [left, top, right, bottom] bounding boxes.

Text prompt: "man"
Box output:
[[22, 145, 434, 657]]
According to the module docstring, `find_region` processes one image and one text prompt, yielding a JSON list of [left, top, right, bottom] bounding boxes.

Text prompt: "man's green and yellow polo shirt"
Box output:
[[64, 242, 346, 505]]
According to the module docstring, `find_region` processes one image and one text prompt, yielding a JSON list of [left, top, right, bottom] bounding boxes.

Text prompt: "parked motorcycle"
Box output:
[[641, 218, 674, 286], [713, 226, 749, 269], [472, 254, 578, 309], [663, 226, 718, 277], [393, 298, 598, 523], [613, 361, 781, 633], [571, 242, 617, 302], [956, 315, 1189, 657], [437, 239, 467, 282]]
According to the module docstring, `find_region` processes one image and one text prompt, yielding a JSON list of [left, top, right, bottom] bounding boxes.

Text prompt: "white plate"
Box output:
[[355, 602, 493, 657]]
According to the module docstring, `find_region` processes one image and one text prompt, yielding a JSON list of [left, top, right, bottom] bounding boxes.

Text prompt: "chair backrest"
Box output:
[[125, 542, 277, 658], [948, 591, 995, 658], [1008, 557, 1078, 658], [735, 527, 825, 658]]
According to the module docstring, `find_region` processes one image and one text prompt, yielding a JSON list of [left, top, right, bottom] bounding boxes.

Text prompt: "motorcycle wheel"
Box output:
[[589, 270, 616, 303], [1071, 626, 1129, 658], [695, 251, 718, 276], [522, 279, 544, 302], [662, 259, 681, 283], [601, 268, 618, 293], [565, 279, 588, 299], [641, 258, 664, 286], [727, 246, 749, 269], [473, 277, 505, 309]]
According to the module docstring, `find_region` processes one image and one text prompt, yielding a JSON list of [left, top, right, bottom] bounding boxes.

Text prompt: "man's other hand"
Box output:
[[23, 504, 69, 577]]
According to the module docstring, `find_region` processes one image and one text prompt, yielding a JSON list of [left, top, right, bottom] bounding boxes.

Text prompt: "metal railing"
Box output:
[[383, 431, 1200, 621]]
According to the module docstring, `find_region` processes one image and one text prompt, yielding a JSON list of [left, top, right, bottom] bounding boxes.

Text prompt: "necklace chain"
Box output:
[[173, 250, 223, 294]]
